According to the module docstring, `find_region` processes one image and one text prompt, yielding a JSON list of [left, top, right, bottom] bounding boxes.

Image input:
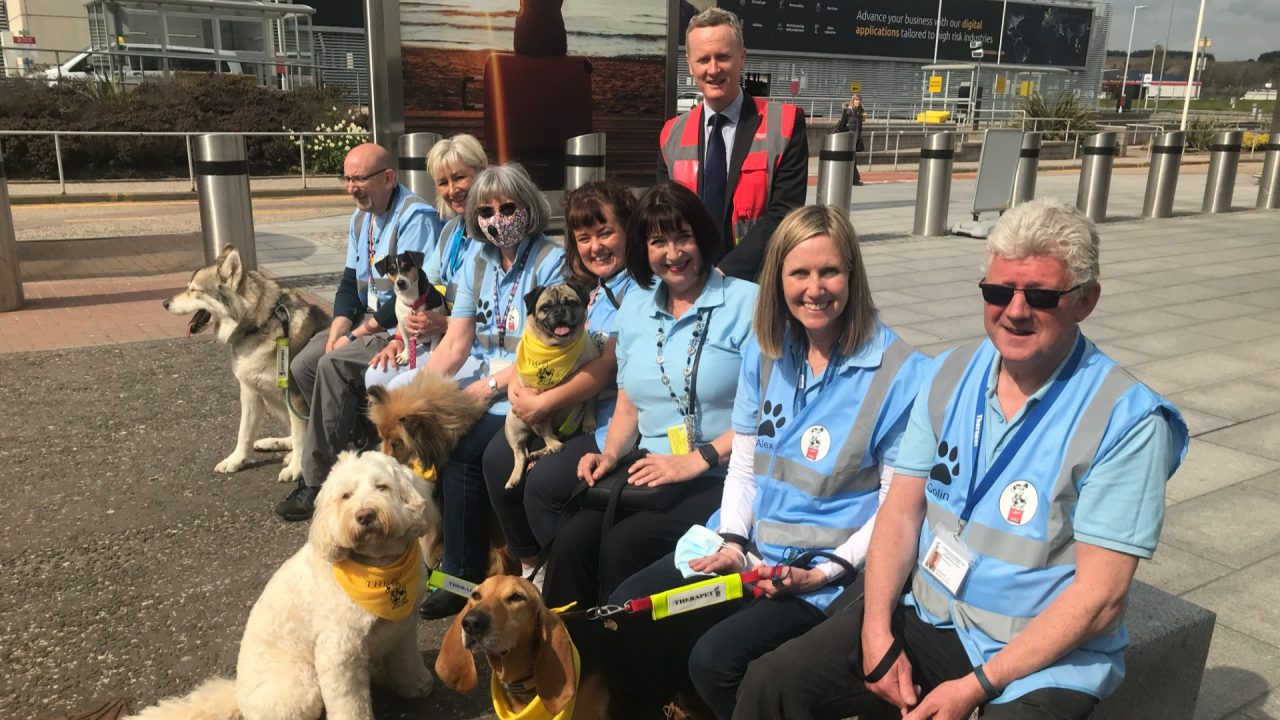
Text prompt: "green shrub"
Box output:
[[1184, 117, 1225, 151], [1019, 92, 1098, 141]]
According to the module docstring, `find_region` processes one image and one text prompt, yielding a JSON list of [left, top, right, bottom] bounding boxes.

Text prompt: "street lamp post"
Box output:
[[1180, 0, 1208, 128], [1145, 41, 1159, 109], [1154, 0, 1176, 114], [1120, 4, 1147, 113]]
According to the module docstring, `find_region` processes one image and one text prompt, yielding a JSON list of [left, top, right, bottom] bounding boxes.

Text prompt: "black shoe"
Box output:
[[275, 479, 319, 522], [419, 589, 468, 620]]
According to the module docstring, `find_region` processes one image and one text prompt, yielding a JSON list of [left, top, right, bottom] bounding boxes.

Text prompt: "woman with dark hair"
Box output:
[[539, 181, 759, 609], [481, 180, 639, 583]]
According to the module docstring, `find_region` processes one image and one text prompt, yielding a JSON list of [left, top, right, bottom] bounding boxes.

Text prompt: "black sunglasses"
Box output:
[[477, 202, 519, 220], [979, 281, 1084, 309]]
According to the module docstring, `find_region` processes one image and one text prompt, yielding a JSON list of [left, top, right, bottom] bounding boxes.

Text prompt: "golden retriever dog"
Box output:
[[435, 575, 607, 719], [366, 370, 517, 577], [126, 451, 437, 720]]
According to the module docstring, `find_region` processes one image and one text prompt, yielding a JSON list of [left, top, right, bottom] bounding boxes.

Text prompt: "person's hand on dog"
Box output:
[[755, 565, 828, 598], [509, 382, 552, 426], [688, 544, 746, 575], [626, 452, 703, 487], [577, 452, 618, 486], [402, 310, 446, 339], [368, 339, 403, 371]]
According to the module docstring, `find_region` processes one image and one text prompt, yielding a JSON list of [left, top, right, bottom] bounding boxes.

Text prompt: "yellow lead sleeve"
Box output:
[[650, 574, 745, 620]]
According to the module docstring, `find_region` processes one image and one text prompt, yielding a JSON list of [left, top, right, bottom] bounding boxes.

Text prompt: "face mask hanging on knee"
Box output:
[[477, 207, 531, 248]]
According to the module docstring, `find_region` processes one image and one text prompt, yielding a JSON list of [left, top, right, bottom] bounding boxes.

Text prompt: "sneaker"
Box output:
[[275, 479, 319, 522], [419, 588, 468, 620]]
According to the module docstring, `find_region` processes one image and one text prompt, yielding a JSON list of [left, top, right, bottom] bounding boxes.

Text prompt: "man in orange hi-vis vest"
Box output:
[[659, 8, 809, 281]]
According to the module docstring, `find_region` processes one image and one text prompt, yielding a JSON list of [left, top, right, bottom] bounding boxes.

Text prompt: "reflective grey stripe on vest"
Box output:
[[756, 519, 857, 550], [754, 338, 914, 498], [439, 216, 465, 306], [357, 193, 427, 260], [911, 574, 1035, 643], [663, 111, 698, 166], [475, 240, 557, 352], [928, 342, 984, 439]]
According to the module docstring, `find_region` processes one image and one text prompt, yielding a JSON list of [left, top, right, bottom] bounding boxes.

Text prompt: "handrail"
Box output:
[[0, 129, 369, 194]]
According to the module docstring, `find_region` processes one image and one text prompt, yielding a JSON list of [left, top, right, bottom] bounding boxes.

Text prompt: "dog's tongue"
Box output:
[[553, 326, 571, 337], [187, 309, 211, 336]]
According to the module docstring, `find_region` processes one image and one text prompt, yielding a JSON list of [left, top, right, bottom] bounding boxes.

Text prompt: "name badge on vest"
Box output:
[[921, 523, 975, 596], [366, 285, 379, 313]]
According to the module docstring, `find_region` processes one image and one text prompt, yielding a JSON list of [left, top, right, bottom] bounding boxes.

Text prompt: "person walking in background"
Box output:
[[835, 94, 867, 186]]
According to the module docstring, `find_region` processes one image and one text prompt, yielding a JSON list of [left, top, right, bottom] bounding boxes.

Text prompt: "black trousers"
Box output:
[[540, 475, 722, 608], [482, 432, 598, 558], [733, 594, 1099, 720]]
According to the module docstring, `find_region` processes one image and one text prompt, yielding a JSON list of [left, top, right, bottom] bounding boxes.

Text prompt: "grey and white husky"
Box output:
[[163, 245, 330, 482]]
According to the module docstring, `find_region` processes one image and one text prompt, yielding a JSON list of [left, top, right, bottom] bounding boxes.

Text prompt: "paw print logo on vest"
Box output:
[[929, 441, 960, 485], [757, 401, 786, 437], [475, 299, 493, 327]]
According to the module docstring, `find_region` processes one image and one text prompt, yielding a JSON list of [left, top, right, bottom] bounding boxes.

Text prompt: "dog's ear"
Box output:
[[523, 285, 546, 318], [373, 255, 394, 277], [306, 488, 349, 563], [435, 609, 479, 694], [366, 385, 390, 417], [534, 609, 578, 715], [405, 251, 426, 270], [216, 244, 238, 264], [566, 278, 594, 307], [216, 246, 244, 288]]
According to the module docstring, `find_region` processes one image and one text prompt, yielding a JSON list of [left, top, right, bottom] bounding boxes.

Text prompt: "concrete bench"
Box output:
[[1093, 580, 1216, 720]]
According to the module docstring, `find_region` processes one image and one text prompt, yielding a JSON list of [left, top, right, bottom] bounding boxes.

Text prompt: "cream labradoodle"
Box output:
[[128, 451, 439, 720]]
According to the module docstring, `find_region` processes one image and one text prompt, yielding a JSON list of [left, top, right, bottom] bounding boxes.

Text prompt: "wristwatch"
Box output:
[[486, 375, 499, 393], [344, 331, 357, 342], [696, 443, 719, 469]]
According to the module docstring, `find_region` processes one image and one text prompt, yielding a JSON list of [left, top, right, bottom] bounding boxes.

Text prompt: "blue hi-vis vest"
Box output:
[[752, 325, 926, 610], [908, 336, 1188, 702]]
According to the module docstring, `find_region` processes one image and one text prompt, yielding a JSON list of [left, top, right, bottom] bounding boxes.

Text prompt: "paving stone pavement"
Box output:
[[2, 164, 1278, 719]]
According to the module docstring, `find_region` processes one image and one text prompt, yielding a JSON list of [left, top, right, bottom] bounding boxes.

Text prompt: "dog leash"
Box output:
[[556, 565, 785, 629], [266, 300, 312, 423]]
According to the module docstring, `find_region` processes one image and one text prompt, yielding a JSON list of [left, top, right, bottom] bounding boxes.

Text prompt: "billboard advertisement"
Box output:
[[399, 0, 668, 188], [733, 0, 1092, 68]]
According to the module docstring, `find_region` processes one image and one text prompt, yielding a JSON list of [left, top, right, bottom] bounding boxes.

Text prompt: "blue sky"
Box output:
[[1108, 0, 1280, 62]]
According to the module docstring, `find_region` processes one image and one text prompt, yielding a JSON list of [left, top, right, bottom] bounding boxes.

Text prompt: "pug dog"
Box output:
[[503, 281, 599, 489], [374, 251, 447, 368]]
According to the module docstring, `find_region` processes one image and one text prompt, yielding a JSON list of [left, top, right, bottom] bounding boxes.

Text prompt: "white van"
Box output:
[[43, 46, 250, 85]]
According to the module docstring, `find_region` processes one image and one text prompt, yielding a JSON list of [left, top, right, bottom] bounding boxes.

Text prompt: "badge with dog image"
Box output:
[[999, 480, 1038, 526], [801, 425, 831, 462]]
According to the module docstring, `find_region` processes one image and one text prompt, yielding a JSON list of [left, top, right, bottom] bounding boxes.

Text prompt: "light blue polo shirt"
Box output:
[[452, 234, 565, 416], [344, 184, 442, 311], [587, 271, 639, 448], [895, 333, 1178, 559], [614, 271, 758, 456]]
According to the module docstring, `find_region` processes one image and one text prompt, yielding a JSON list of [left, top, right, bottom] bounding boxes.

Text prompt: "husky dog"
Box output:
[[163, 245, 330, 482], [372, 251, 446, 368], [125, 452, 438, 720], [504, 282, 598, 490]]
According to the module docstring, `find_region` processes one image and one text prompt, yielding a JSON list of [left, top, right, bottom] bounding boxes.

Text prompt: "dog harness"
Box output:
[[331, 542, 423, 621]]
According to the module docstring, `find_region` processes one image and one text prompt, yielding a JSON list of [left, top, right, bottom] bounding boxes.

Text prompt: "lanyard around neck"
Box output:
[[959, 336, 1086, 530], [492, 240, 535, 349], [443, 222, 467, 283], [656, 306, 712, 442], [793, 336, 841, 414]]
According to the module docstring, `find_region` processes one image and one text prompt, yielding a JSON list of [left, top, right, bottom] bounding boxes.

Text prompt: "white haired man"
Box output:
[[734, 198, 1188, 720]]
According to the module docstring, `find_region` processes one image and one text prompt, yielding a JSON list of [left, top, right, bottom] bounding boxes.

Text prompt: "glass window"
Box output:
[[218, 18, 266, 54], [165, 14, 215, 51], [115, 8, 162, 44]]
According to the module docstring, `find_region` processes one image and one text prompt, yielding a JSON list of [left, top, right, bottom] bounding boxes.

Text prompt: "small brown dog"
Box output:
[[366, 370, 515, 576], [436, 575, 607, 719]]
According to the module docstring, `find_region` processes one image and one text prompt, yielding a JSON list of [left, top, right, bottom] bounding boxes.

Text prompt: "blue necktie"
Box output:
[[703, 112, 727, 221]]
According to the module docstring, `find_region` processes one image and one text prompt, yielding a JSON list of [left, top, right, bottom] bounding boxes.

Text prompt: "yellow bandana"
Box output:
[[332, 542, 423, 621], [490, 642, 581, 720], [410, 458, 438, 483], [516, 329, 588, 390]]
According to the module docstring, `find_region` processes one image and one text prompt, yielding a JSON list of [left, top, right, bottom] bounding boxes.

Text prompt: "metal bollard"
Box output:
[[1141, 130, 1185, 219], [913, 132, 955, 237], [1011, 132, 1041, 206], [0, 145, 24, 312], [1201, 130, 1243, 214], [398, 132, 442, 204], [1077, 132, 1117, 223], [194, 134, 257, 270], [1258, 141, 1280, 210], [564, 133, 606, 192], [815, 131, 855, 209]]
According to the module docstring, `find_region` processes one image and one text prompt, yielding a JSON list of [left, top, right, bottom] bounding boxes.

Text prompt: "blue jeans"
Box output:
[[440, 411, 506, 580]]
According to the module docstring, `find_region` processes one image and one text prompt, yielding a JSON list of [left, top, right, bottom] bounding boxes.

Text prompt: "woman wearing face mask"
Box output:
[[480, 181, 639, 586], [539, 181, 758, 610], [604, 205, 929, 720], [417, 163, 566, 620], [366, 133, 488, 388]]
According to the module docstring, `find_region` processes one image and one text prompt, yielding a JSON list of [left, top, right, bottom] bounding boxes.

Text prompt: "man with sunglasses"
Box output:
[[735, 199, 1188, 720], [276, 142, 442, 521]]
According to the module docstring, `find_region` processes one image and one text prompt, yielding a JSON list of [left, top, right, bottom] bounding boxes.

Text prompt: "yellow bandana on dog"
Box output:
[[516, 330, 587, 390], [410, 458, 438, 483], [332, 542, 423, 621], [490, 642, 581, 720]]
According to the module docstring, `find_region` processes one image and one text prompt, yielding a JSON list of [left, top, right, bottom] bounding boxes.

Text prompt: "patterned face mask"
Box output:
[[477, 205, 530, 248]]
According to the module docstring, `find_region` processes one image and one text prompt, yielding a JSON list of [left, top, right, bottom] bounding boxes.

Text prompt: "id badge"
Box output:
[[366, 285, 379, 313], [667, 424, 691, 455], [921, 524, 975, 596], [505, 307, 519, 333]]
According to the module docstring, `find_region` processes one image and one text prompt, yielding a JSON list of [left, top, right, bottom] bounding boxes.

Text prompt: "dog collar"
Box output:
[[331, 543, 423, 621]]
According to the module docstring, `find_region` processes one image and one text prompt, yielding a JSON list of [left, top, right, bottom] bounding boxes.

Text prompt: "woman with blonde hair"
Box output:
[[607, 204, 929, 720]]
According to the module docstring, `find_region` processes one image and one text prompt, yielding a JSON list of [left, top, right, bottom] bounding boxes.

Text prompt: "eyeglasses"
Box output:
[[477, 202, 519, 220], [978, 281, 1084, 309], [338, 169, 389, 185]]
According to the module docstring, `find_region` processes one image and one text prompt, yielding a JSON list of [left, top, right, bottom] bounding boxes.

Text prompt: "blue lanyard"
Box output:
[[959, 336, 1086, 529], [792, 339, 840, 414], [442, 223, 468, 284]]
